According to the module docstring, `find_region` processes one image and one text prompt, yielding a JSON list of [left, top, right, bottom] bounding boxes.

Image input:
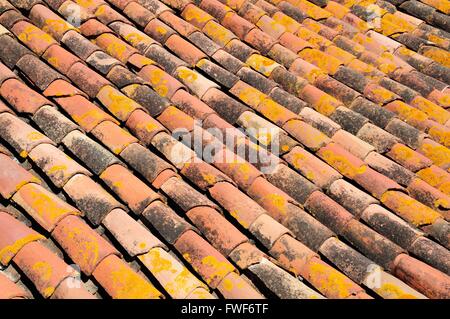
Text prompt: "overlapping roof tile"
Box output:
[[0, 0, 449, 299]]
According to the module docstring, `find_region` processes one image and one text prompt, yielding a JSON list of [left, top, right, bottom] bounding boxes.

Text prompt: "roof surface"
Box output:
[[0, 0, 449, 300]]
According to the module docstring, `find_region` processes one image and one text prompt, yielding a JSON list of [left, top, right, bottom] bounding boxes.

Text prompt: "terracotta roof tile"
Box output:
[[125, 110, 166, 144], [42, 79, 87, 97], [52, 214, 119, 275], [349, 96, 396, 128], [138, 246, 209, 298], [12, 182, 81, 231], [284, 146, 342, 188], [63, 173, 125, 225], [0, 211, 45, 265], [187, 206, 248, 254], [28, 143, 91, 187], [328, 179, 379, 216], [91, 121, 138, 155], [372, 154, 413, 186], [16, 54, 68, 90], [417, 165, 450, 195], [145, 18, 177, 42], [159, 10, 199, 36], [12, 241, 78, 297], [11, 20, 57, 55], [160, 175, 217, 210], [138, 64, 185, 98], [249, 213, 292, 248], [0, 100, 12, 116], [0, 112, 54, 157], [92, 254, 163, 298], [172, 87, 215, 119], [190, 30, 223, 55], [362, 203, 423, 248], [386, 142, 433, 171], [30, 4, 77, 41], [102, 208, 165, 256], [319, 236, 373, 284], [0, 272, 31, 299], [217, 271, 265, 298], [31, 105, 79, 144], [393, 253, 450, 299], [0, 8, 28, 30], [173, 229, 236, 288], [0, 153, 41, 199], [61, 30, 99, 59], [142, 200, 197, 244], [185, 287, 215, 298], [407, 178, 450, 216]]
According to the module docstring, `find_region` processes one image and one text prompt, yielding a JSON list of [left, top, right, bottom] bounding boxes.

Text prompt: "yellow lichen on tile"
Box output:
[[257, 98, 293, 125], [421, 0, 450, 14], [386, 101, 428, 127], [299, 49, 342, 75], [419, 142, 450, 168], [233, 85, 266, 108], [0, 233, 45, 265], [176, 68, 198, 83], [97, 86, 139, 121], [246, 54, 280, 77], [27, 131, 46, 141], [325, 45, 355, 65], [296, 0, 333, 20], [14, 185, 80, 227], [375, 283, 417, 299], [139, 248, 207, 298], [272, 12, 301, 33], [288, 152, 316, 181], [105, 258, 162, 299], [416, 167, 450, 196], [380, 191, 441, 226], [296, 27, 331, 48], [311, 95, 338, 117], [42, 18, 76, 36], [421, 47, 450, 68], [201, 255, 235, 284], [427, 34, 449, 48], [319, 149, 367, 178], [18, 25, 55, 48], [411, 96, 450, 124], [305, 259, 358, 299], [389, 144, 425, 168], [428, 126, 450, 147], [32, 261, 56, 298], [261, 193, 288, 218], [71, 108, 108, 130], [324, 1, 350, 19], [145, 67, 170, 97], [202, 21, 235, 47], [182, 5, 214, 27], [123, 32, 149, 47]]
